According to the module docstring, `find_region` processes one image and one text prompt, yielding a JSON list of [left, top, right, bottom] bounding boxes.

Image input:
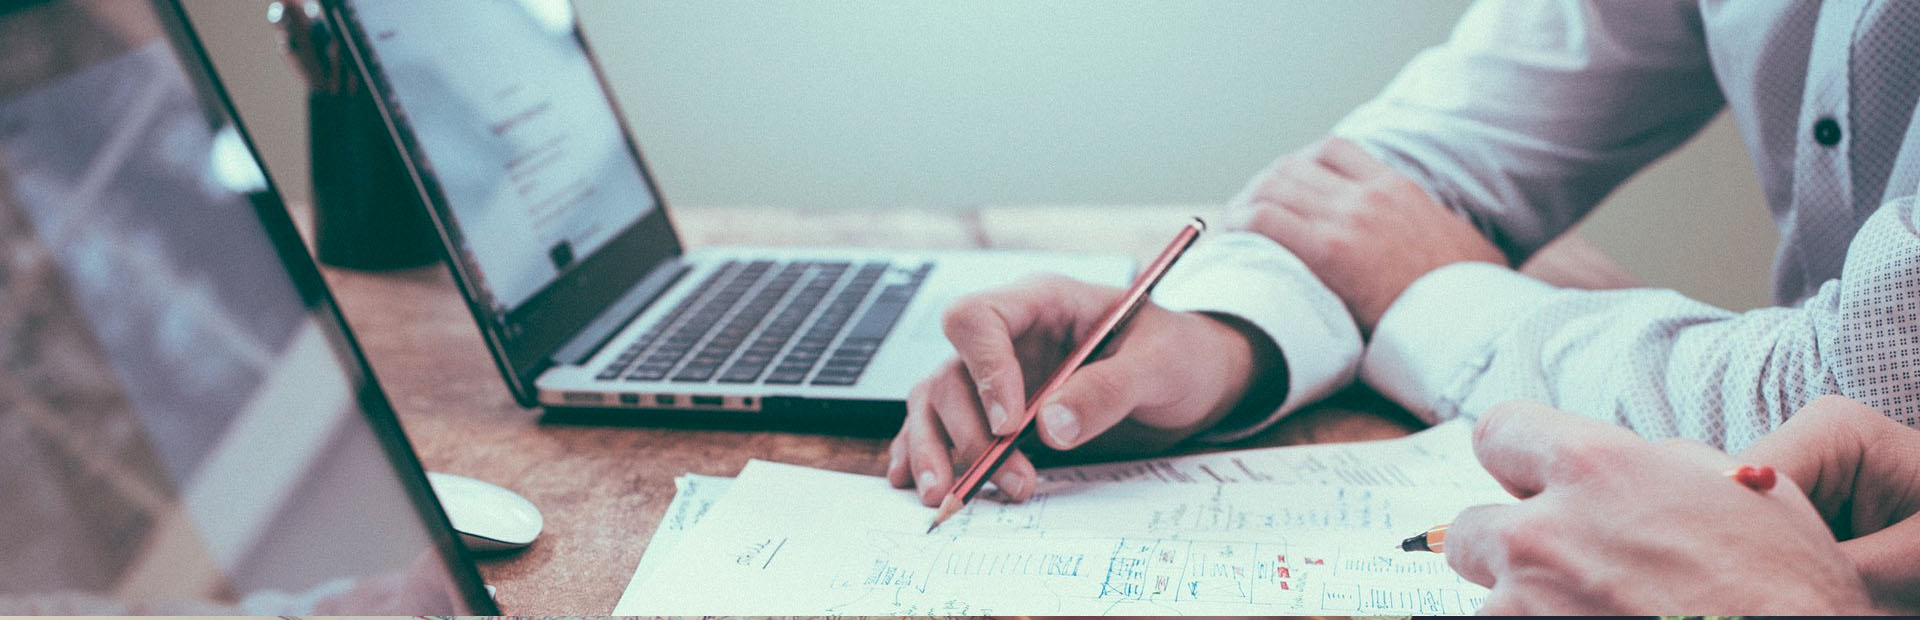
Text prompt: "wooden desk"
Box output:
[[314, 204, 1636, 613]]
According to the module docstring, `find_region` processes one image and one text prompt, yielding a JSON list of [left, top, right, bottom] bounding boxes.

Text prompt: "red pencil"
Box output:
[[926, 218, 1206, 533]]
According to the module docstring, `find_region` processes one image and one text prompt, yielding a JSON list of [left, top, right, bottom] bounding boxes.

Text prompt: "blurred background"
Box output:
[[180, 0, 1777, 310]]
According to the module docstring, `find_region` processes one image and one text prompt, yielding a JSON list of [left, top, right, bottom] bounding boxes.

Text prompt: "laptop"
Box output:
[[319, 0, 1135, 423], [0, 0, 493, 613]]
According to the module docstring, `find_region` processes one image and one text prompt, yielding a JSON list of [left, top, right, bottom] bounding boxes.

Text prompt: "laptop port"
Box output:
[[655, 394, 677, 406], [619, 393, 641, 405], [690, 395, 724, 407]]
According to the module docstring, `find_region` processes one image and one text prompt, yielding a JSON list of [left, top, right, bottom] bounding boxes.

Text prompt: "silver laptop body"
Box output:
[[325, 0, 1132, 427]]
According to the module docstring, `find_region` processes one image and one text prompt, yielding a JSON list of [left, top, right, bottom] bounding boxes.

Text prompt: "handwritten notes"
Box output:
[[615, 473, 732, 605], [614, 421, 1509, 615]]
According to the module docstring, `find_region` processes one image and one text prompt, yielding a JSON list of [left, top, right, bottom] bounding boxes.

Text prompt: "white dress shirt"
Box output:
[[1154, 0, 1920, 450]]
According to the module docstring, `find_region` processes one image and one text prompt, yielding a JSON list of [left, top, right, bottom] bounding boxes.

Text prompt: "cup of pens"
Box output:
[[270, 0, 438, 271]]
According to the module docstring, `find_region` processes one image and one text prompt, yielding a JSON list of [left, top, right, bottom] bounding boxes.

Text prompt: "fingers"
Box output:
[[1740, 395, 1876, 486], [1313, 136, 1395, 179], [942, 277, 1101, 434], [1252, 155, 1346, 212], [1228, 137, 1406, 248], [1239, 198, 1316, 250], [989, 450, 1038, 502], [894, 361, 1040, 507], [1444, 502, 1526, 587], [1471, 400, 1637, 498], [887, 430, 911, 488], [1027, 355, 1152, 451], [1738, 395, 1894, 522], [1231, 151, 1345, 241], [941, 295, 1034, 433], [901, 379, 955, 506], [927, 362, 1037, 502]]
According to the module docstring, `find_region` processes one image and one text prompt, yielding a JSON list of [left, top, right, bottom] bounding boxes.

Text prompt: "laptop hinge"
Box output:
[[550, 258, 691, 367]]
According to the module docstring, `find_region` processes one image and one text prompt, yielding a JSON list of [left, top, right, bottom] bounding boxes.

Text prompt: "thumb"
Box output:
[[1032, 358, 1144, 450]]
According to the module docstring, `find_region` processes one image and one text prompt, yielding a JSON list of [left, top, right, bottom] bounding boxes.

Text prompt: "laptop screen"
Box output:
[[0, 0, 489, 613], [332, 0, 685, 396], [345, 0, 657, 310]]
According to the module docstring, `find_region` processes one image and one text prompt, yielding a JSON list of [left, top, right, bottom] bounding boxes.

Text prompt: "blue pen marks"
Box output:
[[732, 536, 789, 569]]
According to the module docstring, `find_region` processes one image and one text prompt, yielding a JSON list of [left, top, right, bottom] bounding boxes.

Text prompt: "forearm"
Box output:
[[1366, 198, 1920, 451]]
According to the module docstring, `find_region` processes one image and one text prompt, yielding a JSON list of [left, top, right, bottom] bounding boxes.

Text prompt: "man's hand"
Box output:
[[1447, 400, 1875, 615], [1741, 395, 1920, 613], [887, 275, 1278, 506], [1229, 137, 1504, 333]]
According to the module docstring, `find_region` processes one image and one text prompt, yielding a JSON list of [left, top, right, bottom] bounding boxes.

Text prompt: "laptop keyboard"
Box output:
[[592, 259, 931, 388]]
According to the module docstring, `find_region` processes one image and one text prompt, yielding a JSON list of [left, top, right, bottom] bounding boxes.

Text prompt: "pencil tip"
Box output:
[[925, 495, 963, 534]]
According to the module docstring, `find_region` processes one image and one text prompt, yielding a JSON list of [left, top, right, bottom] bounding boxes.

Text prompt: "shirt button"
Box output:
[[1813, 117, 1842, 147]]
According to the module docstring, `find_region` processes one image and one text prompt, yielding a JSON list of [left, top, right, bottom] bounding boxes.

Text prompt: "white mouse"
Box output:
[[426, 472, 544, 552]]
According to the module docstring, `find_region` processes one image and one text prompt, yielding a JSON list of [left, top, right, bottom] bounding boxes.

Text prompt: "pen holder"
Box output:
[[306, 75, 439, 271]]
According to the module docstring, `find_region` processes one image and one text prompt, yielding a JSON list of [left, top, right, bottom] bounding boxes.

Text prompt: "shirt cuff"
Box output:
[[1362, 261, 1557, 422], [1151, 230, 1363, 442]]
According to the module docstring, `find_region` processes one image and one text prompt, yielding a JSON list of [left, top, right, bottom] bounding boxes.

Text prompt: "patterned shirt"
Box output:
[[1156, 0, 1920, 451]]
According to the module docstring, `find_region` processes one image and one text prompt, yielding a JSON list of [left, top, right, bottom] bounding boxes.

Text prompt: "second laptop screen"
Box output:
[[346, 0, 659, 313]]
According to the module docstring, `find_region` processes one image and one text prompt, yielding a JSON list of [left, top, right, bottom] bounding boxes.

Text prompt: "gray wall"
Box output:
[[183, 1, 1776, 310]]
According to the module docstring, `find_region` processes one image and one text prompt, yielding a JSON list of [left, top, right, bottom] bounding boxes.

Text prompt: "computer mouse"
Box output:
[[426, 472, 544, 552]]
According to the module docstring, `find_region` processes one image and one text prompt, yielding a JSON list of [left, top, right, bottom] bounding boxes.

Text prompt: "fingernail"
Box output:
[[986, 402, 1008, 430], [888, 453, 900, 475], [918, 471, 938, 492], [1042, 403, 1079, 446]]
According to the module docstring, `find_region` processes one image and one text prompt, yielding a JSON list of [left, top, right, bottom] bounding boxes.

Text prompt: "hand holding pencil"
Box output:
[[1420, 400, 1877, 615], [887, 219, 1281, 514], [927, 219, 1204, 531]]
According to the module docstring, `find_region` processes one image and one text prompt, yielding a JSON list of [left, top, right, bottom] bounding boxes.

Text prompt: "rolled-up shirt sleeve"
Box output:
[[1334, 0, 1725, 264]]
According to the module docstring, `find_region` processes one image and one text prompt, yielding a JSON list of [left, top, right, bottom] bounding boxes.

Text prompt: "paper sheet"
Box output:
[[612, 473, 735, 613], [617, 421, 1509, 615]]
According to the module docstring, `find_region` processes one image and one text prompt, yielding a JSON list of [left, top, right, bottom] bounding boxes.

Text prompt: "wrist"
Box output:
[[1353, 275, 1420, 336], [1192, 311, 1288, 433]]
